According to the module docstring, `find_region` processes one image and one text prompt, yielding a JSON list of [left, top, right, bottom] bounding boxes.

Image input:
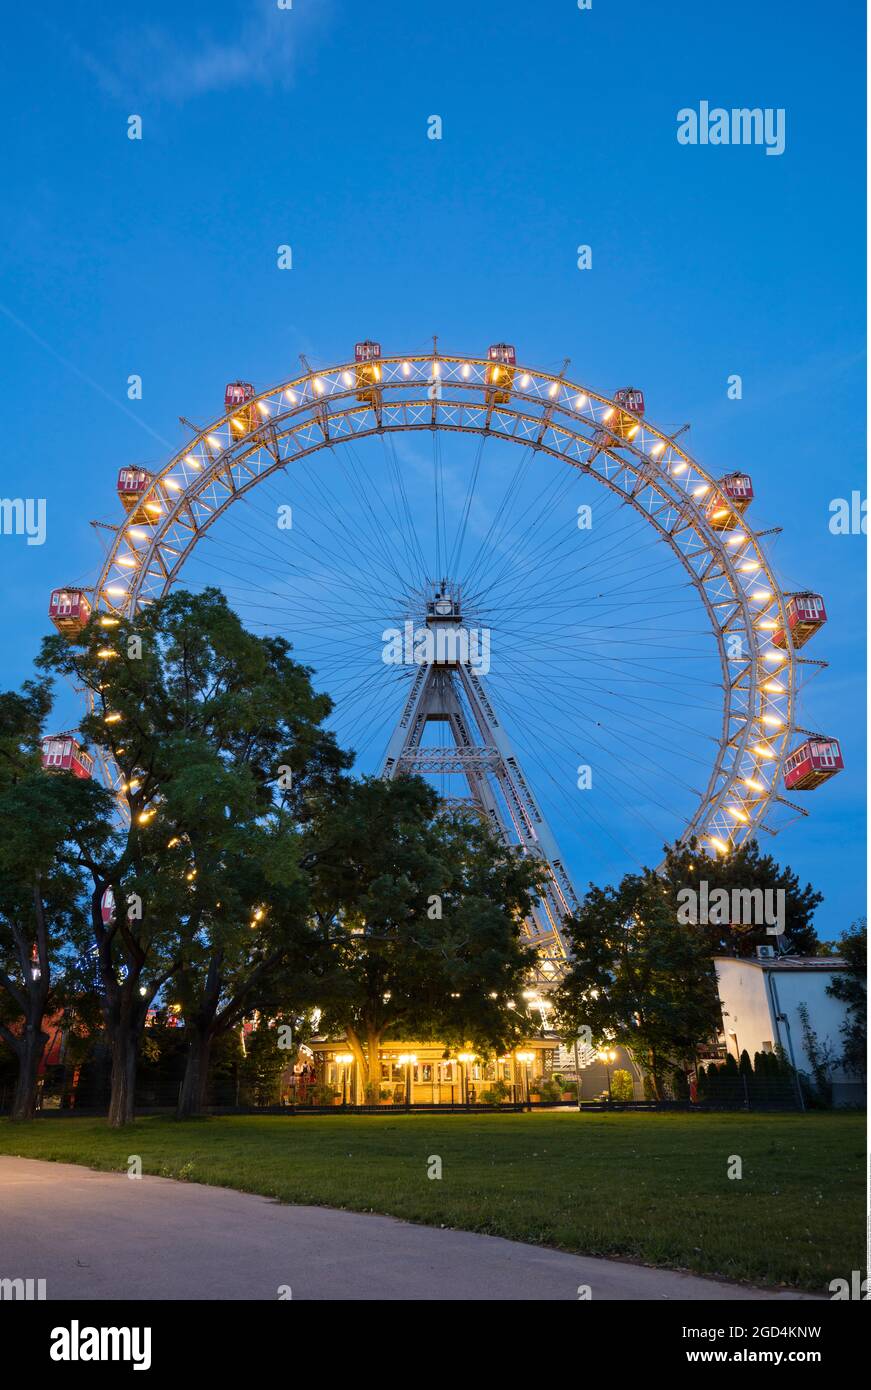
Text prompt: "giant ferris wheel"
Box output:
[[45, 340, 844, 969]]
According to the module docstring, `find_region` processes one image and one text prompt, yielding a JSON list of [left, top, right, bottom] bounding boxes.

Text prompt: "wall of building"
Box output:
[[714, 958, 854, 1085]]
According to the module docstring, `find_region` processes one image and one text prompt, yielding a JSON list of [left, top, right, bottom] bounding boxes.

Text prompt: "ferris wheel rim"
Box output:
[[87, 351, 804, 857]]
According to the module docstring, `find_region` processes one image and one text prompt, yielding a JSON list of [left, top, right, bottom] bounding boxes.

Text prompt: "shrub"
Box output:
[[610, 1069, 634, 1102]]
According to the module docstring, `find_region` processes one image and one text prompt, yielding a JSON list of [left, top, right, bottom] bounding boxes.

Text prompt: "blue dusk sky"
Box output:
[[0, 0, 865, 941]]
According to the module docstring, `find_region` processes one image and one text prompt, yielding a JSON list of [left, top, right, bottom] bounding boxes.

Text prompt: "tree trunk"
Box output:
[[107, 1021, 141, 1128], [9, 1024, 48, 1122], [177, 1028, 213, 1119]]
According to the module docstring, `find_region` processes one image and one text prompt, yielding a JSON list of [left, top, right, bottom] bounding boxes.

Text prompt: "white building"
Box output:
[[713, 951, 864, 1106]]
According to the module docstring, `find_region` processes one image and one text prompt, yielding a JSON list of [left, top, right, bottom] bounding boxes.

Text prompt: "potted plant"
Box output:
[[379, 1087, 394, 1105], [529, 1083, 542, 1103], [311, 1083, 340, 1107], [481, 1079, 510, 1106], [537, 1079, 562, 1105], [559, 1079, 578, 1102]]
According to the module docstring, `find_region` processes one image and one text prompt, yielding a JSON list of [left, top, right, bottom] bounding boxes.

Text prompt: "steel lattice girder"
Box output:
[[91, 353, 805, 858]]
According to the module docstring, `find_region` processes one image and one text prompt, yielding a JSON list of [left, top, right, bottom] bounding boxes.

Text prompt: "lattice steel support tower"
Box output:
[[380, 583, 580, 982]]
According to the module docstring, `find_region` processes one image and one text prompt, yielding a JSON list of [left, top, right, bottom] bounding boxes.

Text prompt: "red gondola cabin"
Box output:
[[485, 344, 517, 404], [48, 588, 91, 635], [705, 473, 754, 529], [594, 387, 645, 448], [225, 381, 258, 433], [354, 342, 382, 402], [783, 737, 843, 791], [773, 593, 827, 649], [41, 734, 93, 779], [117, 467, 158, 524]]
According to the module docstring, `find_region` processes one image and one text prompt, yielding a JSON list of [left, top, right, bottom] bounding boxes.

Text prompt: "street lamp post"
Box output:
[[398, 1053, 417, 1108], [597, 1048, 617, 1101], [458, 1053, 476, 1107], [335, 1053, 354, 1106], [515, 1052, 534, 1110]]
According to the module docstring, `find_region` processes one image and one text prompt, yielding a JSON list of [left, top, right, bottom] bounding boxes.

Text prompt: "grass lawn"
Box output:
[[0, 1110, 863, 1292]]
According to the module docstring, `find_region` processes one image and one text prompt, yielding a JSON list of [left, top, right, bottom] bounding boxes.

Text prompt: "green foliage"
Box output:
[[302, 775, 542, 1086], [610, 1069, 634, 1102], [826, 920, 866, 1077], [658, 837, 822, 956], [554, 871, 722, 1099], [239, 1020, 286, 1107]]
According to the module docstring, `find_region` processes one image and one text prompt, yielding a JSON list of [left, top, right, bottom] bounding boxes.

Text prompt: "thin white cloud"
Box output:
[[45, 0, 326, 104]]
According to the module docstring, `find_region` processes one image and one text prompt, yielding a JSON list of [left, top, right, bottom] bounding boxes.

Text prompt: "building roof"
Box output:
[[713, 955, 846, 972]]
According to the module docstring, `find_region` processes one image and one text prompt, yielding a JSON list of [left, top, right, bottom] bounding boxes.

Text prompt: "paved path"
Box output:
[[0, 1157, 815, 1301]]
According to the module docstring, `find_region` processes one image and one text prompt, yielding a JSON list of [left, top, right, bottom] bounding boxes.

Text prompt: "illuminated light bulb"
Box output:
[[104, 712, 122, 724], [627, 423, 639, 438], [575, 394, 588, 410], [342, 371, 353, 386], [602, 406, 614, 421], [99, 617, 119, 627], [138, 809, 155, 824], [708, 836, 730, 854], [144, 503, 161, 515], [374, 364, 382, 381], [519, 373, 530, 387], [548, 382, 559, 397], [167, 837, 180, 848], [257, 401, 269, 416], [231, 417, 245, 433], [285, 389, 297, 403], [431, 362, 440, 377], [461, 363, 470, 378], [164, 478, 181, 492], [207, 435, 221, 448], [761, 715, 783, 728], [757, 620, 777, 630], [650, 440, 665, 456], [752, 743, 776, 759], [727, 806, 749, 822], [727, 534, 744, 546], [117, 556, 137, 568], [710, 507, 729, 519], [751, 591, 771, 602], [96, 647, 117, 659], [672, 462, 687, 475], [743, 777, 765, 792], [127, 527, 147, 540], [312, 377, 325, 393], [693, 484, 710, 496], [763, 681, 784, 693], [401, 361, 411, 375], [740, 562, 761, 573], [764, 652, 784, 665]]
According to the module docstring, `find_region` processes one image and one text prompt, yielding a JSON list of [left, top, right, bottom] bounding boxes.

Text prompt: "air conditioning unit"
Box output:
[[756, 944, 776, 960]]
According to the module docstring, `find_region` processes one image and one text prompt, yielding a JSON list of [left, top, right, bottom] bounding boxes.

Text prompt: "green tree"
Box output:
[[554, 871, 722, 1099], [826, 920, 866, 1078], [658, 837, 822, 956], [0, 680, 116, 1120], [38, 587, 349, 1127], [304, 776, 542, 1095]]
